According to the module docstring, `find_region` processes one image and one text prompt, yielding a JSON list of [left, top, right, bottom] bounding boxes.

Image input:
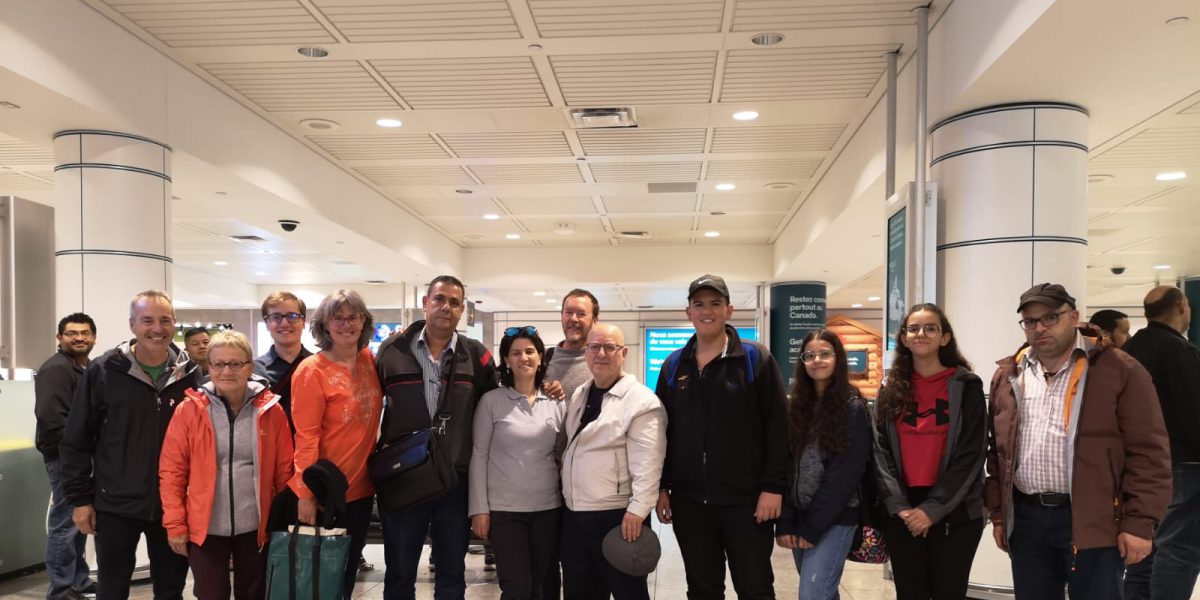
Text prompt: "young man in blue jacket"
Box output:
[[654, 275, 790, 599]]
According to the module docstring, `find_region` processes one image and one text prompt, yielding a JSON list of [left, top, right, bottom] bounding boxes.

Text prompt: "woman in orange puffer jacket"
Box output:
[[160, 330, 294, 600]]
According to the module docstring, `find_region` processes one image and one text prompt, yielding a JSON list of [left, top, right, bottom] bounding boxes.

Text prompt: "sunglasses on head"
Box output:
[[504, 326, 538, 337]]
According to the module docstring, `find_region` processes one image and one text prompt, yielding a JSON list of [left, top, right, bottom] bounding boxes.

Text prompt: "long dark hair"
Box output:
[[877, 303, 972, 421], [788, 329, 857, 455], [498, 327, 547, 389]]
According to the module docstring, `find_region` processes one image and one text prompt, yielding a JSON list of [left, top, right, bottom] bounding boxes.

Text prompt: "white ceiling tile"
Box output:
[[500, 197, 597, 215], [698, 213, 786, 230], [406, 197, 502, 218], [551, 52, 717, 106], [0, 135, 54, 165], [355, 165, 475, 186], [590, 162, 703, 182], [0, 171, 53, 191], [1089, 127, 1200, 169], [307, 134, 449, 160], [701, 193, 798, 212], [201, 61, 399, 111], [529, 0, 723, 38], [721, 45, 892, 102], [706, 159, 822, 180], [578, 128, 707, 156], [468, 164, 584, 184], [371, 57, 550, 109], [732, 0, 917, 32], [104, 0, 334, 48], [608, 215, 695, 231], [440, 131, 573, 158], [312, 0, 520, 42], [602, 194, 697, 214], [518, 216, 606, 232], [711, 124, 847, 153]]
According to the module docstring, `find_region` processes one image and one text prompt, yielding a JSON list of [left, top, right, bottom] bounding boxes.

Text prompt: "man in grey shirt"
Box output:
[[545, 289, 599, 400]]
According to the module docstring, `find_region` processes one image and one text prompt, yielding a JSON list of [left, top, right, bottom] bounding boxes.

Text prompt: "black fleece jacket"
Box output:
[[34, 350, 86, 462], [59, 341, 199, 519], [1123, 321, 1200, 464], [655, 326, 790, 506]]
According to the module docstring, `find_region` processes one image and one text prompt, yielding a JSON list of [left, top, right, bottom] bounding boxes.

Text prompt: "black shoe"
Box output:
[[484, 549, 496, 572], [358, 556, 374, 571], [78, 582, 98, 596], [60, 590, 89, 600]]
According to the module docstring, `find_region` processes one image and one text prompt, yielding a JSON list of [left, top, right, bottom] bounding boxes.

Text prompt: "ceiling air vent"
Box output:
[[568, 107, 638, 129], [614, 231, 651, 239], [647, 182, 697, 194], [229, 235, 266, 242]]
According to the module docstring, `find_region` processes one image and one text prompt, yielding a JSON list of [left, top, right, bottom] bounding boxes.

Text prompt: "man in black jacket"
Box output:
[[375, 276, 498, 600], [35, 313, 98, 600], [60, 290, 200, 600], [654, 275, 789, 600], [1122, 286, 1200, 600]]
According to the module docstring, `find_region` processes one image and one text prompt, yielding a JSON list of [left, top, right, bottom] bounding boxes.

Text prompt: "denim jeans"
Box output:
[[1008, 497, 1122, 600], [790, 523, 855, 600], [1126, 464, 1200, 600], [380, 481, 470, 600], [44, 459, 94, 600]]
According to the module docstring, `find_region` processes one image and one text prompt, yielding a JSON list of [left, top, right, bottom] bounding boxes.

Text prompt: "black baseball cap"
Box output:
[[1018, 283, 1077, 312], [688, 274, 730, 301]]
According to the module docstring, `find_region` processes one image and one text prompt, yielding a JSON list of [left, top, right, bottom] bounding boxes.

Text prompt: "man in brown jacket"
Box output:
[[985, 283, 1171, 600]]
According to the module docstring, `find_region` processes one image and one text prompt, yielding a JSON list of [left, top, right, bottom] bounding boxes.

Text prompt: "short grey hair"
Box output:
[[207, 330, 253, 363], [129, 289, 174, 320], [309, 289, 374, 351]]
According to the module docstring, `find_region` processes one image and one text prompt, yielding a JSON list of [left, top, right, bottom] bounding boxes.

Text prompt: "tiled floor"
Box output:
[[0, 521, 897, 599]]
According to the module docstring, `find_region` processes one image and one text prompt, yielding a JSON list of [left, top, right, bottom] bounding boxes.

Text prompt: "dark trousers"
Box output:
[[882, 514, 984, 600], [333, 497, 374, 600], [1008, 496, 1123, 600], [668, 496, 775, 600], [560, 508, 650, 600], [380, 480, 470, 600], [542, 531, 561, 600], [187, 531, 264, 600], [1124, 464, 1200, 600], [490, 509, 561, 600], [44, 459, 94, 600], [94, 510, 189, 600]]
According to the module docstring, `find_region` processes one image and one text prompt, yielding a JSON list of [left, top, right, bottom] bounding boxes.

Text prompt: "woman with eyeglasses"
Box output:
[[469, 326, 567, 600], [290, 289, 383, 600], [776, 329, 871, 600], [874, 303, 986, 600], [160, 330, 295, 600]]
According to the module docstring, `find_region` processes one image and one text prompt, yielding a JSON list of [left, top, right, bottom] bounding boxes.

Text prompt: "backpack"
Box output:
[[663, 340, 760, 388]]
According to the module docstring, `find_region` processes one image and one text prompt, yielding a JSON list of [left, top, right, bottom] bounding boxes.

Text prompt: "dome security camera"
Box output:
[[1110, 265, 1126, 275], [278, 219, 300, 232]]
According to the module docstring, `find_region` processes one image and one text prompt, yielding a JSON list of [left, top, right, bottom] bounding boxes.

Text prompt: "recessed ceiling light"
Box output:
[[533, 291, 546, 296], [299, 118, 340, 131], [764, 182, 797, 191], [296, 47, 328, 58], [483, 213, 500, 220], [851, 303, 864, 308], [376, 118, 402, 128], [255, 271, 266, 276], [715, 183, 736, 191], [704, 231, 720, 238], [505, 233, 521, 240], [751, 32, 784, 46], [213, 261, 228, 266], [732, 111, 759, 121], [867, 296, 881, 301], [1153, 264, 1171, 270], [1156, 171, 1187, 181]]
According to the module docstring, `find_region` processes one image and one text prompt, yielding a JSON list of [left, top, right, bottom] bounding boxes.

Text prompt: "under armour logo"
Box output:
[[901, 398, 949, 427]]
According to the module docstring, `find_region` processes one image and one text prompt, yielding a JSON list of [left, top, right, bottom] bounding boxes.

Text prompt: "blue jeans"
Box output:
[[790, 523, 855, 600], [1125, 464, 1200, 600], [380, 480, 470, 600], [1008, 496, 1122, 600], [44, 459, 94, 600]]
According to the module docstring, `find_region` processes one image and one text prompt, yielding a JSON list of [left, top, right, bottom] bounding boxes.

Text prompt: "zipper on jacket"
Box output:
[[615, 452, 620, 494], [228, 407, 236, 537], [702, 452, 708, 504]]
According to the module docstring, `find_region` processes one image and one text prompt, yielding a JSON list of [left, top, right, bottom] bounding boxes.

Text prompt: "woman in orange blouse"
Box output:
[[290, 289, 382, 600]]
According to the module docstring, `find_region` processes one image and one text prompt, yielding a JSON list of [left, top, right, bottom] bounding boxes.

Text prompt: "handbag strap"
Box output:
[[288, 524, 299, 600]]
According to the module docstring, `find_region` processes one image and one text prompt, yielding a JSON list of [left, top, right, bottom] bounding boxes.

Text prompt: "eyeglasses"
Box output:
[[504, 326, 538, 337], [800, 350, 836, 364], [210, 361, 250, 372], [264, 312, 304, 325], [330, 314, 363, 327], [61, 331, 95, 339], [585, 343, 625, 355], [1018, 309, 1070, 331], [904, 324, 943, 336]]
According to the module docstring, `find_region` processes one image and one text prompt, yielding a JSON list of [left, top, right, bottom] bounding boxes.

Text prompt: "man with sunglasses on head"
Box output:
[[653, 275, 789, 600], [985, 283, 1171, 600], [253, 291, 313, 433], [376, 275, 499, 600]]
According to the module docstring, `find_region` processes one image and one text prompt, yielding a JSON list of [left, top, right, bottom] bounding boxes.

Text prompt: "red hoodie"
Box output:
[[897, 367, 956, 488]]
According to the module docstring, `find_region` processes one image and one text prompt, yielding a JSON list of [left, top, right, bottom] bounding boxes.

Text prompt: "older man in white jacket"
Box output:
[[560, 323, 667, 600]]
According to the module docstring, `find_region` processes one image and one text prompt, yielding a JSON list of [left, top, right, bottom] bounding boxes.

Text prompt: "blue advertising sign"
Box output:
[[644, 326, 758, 388]]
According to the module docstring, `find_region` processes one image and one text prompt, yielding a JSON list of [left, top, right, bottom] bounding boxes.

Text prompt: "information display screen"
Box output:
[[644, 326, 758, 388]]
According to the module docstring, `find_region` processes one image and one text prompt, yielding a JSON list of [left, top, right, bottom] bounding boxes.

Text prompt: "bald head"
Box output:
[[585, 323, 628, 388], [589, 323, 625, 346], [1144, 285, 1190, 333]]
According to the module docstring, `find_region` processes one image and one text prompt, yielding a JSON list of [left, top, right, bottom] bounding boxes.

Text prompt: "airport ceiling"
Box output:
[[0, 0, 1197, 312]]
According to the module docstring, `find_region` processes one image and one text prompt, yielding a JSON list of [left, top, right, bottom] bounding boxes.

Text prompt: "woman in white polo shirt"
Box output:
[[469, 326, 567, 600]]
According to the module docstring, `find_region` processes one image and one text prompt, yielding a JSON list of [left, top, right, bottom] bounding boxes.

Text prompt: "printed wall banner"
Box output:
[[769, 282, 827, 380], [644, 326, 758, 388], [886, 207, 907, 357]]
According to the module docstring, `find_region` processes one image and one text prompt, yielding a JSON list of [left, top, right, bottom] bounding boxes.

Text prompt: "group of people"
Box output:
[[29, 272, 1197, 600]]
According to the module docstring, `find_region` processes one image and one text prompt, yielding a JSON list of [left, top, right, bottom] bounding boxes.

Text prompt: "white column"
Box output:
[[53, 130, 173, 351], [930, 103, 1089, 369]]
